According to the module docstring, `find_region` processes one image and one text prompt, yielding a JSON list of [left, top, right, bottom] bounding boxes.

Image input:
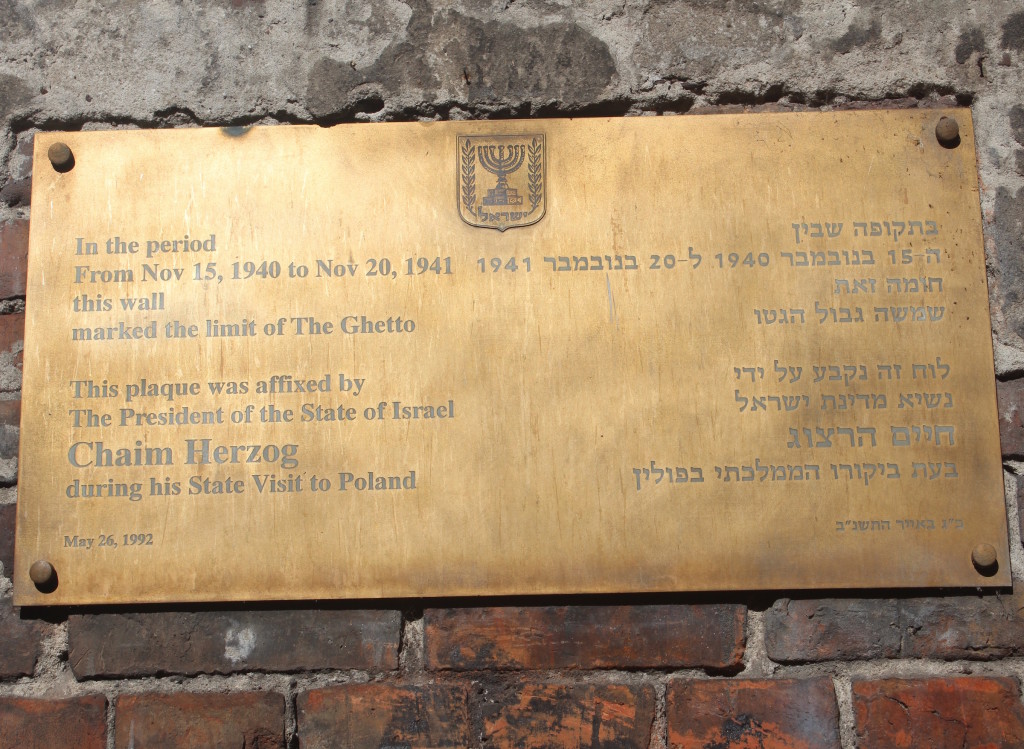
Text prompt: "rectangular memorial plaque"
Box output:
[[14, 109, 1011, 605]]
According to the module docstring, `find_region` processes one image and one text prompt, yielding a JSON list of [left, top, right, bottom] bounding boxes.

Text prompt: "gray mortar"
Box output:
[[831, 673, 857, 749], [397, 610, 425, 674], [647, 680, 667, 749], [740, 608, 777, 678], [1004, 467, 1024, 581]]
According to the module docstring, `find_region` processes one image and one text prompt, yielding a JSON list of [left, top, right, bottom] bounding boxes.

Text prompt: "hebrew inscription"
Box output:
[[14, 111, 1010, 605]]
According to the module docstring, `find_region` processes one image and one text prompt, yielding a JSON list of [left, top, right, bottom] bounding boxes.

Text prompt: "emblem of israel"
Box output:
[[457, 133, 545, 231]]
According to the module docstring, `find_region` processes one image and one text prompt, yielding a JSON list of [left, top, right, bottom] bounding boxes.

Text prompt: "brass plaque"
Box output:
[[14, 110, 1011, 605]]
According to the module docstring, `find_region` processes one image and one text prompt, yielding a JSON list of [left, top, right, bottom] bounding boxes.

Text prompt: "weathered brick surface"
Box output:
[[425, 604, 745, 671], [115, 692, 283, 748], [0, 313, 23, 393], [900, 592, 1024, 659], [482, 683, 655, 748], [854, 677, 1024, 748], [297, 683, 472, 748], [69, 608, 400, 678], [0, 695, 107, 749], [766, 591, 1024, 662], [0, 221, 28, 299], [0, 502, 14, 579], [0, 598, 47, 678], [667, 678, 841, 749], [765, 599, 900, 661]]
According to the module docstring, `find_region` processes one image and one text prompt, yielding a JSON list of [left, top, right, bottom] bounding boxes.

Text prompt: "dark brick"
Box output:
[[0, 598, 47, 678], [899, 590, 1024, 659], [0, 695, 106, 749], [424, 604, 745, 671], [767, 591, 1024, 662], [0, 222, 28, 300], [667, 678, 841, 748], [114, 692, 284, 749], [482, 683, 655, 748], [69, 609, 399, 678], [999, 378, 1024, 456], [0, 313, 23, 393], [0, 502, 14, 580], [765, 598, 900, 662], [297, 683, 472, 748], [854, 677, 1024, 748]]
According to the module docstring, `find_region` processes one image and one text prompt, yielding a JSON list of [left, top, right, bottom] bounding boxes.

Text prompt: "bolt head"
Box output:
[[971, 543, 998, 575], [29, 559, 55, 586], [47, 142, 74, 171], [935, 117, 960, 147]]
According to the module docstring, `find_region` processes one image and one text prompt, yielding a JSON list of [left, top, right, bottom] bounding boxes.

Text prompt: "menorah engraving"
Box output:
[[479, 144, 525, 206]]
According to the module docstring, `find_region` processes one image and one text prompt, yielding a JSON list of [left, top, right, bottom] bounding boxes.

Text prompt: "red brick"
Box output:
[[766, 591, 1024, 663], [0, 503, 14, 580], [297, 683, 471, 748], [114, 692, 284, 749], [0, 400, 18, 427], [0, 695, 106, 749], [1000, 378, 1024, 456], [69, 609, 399, 678], [0, 221, 28, 299], [667, 678, 841, 748], [854, 677, 1024, 748], [0, 597, 47, 678], [425, 604, 745, 671], [0, 313, 23, 392], [482, 683, 654, 748]]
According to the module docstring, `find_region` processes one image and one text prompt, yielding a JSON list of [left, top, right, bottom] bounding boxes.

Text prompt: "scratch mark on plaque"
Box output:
[[225, 626, 257, 663], [605, 274, 617, 326]]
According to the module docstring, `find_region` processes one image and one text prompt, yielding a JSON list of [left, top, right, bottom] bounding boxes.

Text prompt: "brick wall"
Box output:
[[3, 2, 1024, 747]]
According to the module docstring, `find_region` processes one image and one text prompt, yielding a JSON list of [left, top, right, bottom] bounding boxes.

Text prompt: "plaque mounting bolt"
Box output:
[[29, 560, 56, 591], [935, 117, 960, 148], [47, 142, 75, 172], [971, 544, 998, 576]]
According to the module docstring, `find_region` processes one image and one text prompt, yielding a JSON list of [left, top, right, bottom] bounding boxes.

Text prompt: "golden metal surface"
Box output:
[[14, 110, 1011, 605]]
